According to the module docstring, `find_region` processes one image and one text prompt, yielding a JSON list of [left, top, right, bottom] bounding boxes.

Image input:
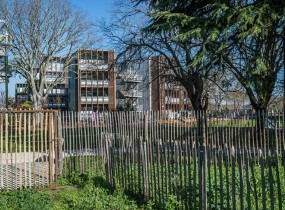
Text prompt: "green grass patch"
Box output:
[[0, 172, 182, 210]]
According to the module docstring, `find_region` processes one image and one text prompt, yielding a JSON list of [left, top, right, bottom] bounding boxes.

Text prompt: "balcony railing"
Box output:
[[16, 87, 27, 93], [45, 77, 67, 83], [44, 88, 67, 95], [48, 103, 67, 108], [118, 73, 143, 82], [80, 80, 109, 87], [119, 90, 143, 98], [165, 97, 180, 104], [81, 96, 109, 103], [80, 63, 109, 71], [164, 83, 181, 90]]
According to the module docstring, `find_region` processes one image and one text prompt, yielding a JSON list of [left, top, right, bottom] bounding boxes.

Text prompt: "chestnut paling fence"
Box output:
[[60, 110, 285, 209], [0, 110, 60, 190], [0, 110, 284, 208]]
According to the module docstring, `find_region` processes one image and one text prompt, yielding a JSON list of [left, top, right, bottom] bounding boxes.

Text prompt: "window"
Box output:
[[86, 88, 92, 96], [104, 89, 108, 96], [98, 89, 103, 96], [98, 72, 103, 80], [93, 89, 97, 96], [104, 72, 108, 80]]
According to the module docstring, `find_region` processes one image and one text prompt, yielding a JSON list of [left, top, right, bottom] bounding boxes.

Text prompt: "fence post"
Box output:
[[57, 111, 63, 177], [199, 143, 207, 210], [144, 114, 148, 141]]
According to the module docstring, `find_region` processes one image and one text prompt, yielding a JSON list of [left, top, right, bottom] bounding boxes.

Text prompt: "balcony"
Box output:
[[165, 97, 180, 104], [164, 83, 180, 90], [16, 87, 27, 93], [119, 90, 143, 98], [79, 63, 109, 71], [48, 103, 67, 108], [118, 73, 143, 83], [45, 77, 67, 84], [44, 88, 67, 95], [80, 80, 109, 87], [81, 96, 109, 103]]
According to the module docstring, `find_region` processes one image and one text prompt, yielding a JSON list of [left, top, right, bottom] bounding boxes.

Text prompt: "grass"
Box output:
[[0, 172, 182, 210], [0, 172, 140, 210]]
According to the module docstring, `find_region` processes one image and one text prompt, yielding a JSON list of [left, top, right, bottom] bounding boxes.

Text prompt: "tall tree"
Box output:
[[145, 0, 285, 126], [104, 0, 222, 111], [103, 1, 220, 208], [1, 0, 95, 109]]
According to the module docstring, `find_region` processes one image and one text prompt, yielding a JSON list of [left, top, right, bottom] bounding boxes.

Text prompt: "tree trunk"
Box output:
[[31, 93, 43, 110], [192, 100, 208, 209], [185, 78, 208, 209], [194, 110, 207, 209], [255, 108, 267, 146]]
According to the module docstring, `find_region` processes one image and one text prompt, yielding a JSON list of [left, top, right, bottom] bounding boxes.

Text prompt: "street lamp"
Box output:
[[0, 20, 12, 109]]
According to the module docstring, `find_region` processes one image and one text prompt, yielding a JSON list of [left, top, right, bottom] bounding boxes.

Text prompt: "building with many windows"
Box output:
[[116, 62, 144, 111], [116, 56, 191, 112], [68, 49, 116, 112], [44, 57, 69, 110], [15, 52, 191, 112], [116, 60, 152, 111], [150, 56, 191, 111]]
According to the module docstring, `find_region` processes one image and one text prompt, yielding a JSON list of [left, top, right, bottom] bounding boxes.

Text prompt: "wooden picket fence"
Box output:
[[0, 109, 284, 209], [0, 110, 60, 190], [61, 110, 285, 209]]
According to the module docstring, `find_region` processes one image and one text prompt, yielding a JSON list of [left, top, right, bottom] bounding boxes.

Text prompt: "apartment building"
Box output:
[[150, 56, 191, 111], [68, 49, 116, 112], [116, 56, 191, 112], [116, 61, 149, 111], [45, 57, 69, 110], [116, 60, 152, 111]]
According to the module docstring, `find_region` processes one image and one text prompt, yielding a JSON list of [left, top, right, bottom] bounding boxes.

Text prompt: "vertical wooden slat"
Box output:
[[213, 146, 218, 209], [28, 113, 32, 188], [71, 111, 75, 173], [82, 113, 87, 173], [218, 148, 224, 209], [273, 150, 282, 210], [48, 112, 53, 185], [89, 111, 95, 173], [40, 112, 44, 187], [0, 113, 2, 189], [5, 113, 8, 191], [238, 149, 244, 209], [54, 111, 58, 187], [193, 141, 197, 210], [250, 147, 259, 210], [231, 147, 236, 210], [260, 150, 266, 210], [23, 113, 27, 188], [44, 113, 48, 185], [267, 151, 274, 210], [245, 150, 251, 210], [10, 113, 13, 188], [224, 145, 230, 209], [207, 144, 212, 208], [18, 113, 22, 190], [57, 111, 63, 177]]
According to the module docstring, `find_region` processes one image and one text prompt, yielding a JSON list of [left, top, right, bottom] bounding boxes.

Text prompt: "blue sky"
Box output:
[[71, 0, 115, 19], [1, 0, 115, 97]]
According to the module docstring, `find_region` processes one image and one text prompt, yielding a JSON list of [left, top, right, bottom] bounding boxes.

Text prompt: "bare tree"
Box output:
[[0, 0, 95, 109]]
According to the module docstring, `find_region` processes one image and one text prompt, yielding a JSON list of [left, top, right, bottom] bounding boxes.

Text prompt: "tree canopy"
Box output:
[[139, 0, 285, 111]]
